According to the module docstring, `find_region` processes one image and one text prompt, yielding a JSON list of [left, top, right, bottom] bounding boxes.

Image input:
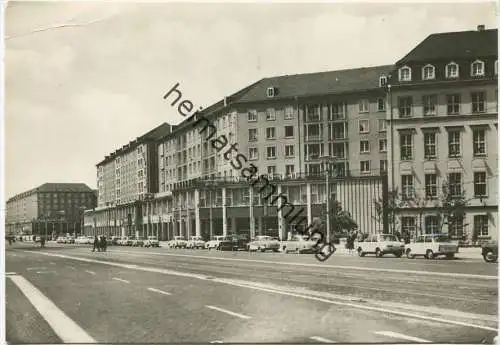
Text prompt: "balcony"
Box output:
[[305, 134, 322, 142], [305, 153, 321, 161]]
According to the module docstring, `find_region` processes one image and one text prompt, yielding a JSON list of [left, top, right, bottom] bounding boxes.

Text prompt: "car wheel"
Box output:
[[406, 248, 415, 259], [483, 250, 497, 263], [357, 247, 365, 257], [375, 248, 383, 257], [425, 249, 434, 260], [394, 252, 402, 258], [260, 247, 266, 253]]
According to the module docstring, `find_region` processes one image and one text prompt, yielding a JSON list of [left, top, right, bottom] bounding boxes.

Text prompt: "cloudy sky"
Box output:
[[4, 1, 497, 198]]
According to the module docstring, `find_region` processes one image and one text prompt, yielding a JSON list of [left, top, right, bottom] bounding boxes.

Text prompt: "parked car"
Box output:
[[56, 236, 66, 244], [118, 236, 133, 246], [219, 235, 249, 251], [247, 235, 281, 252], [132, 237, 145, 247], [110, 236, 120, 246], [74, 236, 87, 244], [356, 233, 405, 258], [65, 236, 75, 244], [170, 236, 187, 248], [282, 234, 317, 254], [205, 235, 227, 250], [405, 234, 459, 259], [186, 236, 206, 249], [144, 236, 160, 248], [482, 241, 498, 263]]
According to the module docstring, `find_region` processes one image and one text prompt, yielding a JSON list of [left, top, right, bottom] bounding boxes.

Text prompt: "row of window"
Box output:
[[397, 60, 497, 82], [401, 214, 490, 237], [399, 127, 488, 160]]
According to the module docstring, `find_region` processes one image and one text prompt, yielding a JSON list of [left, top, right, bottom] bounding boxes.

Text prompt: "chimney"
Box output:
[[477, 25, 485, 31]]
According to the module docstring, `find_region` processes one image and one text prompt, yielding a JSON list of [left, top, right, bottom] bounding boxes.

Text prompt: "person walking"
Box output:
[[92, 235, 99, 252], [101, 236, 107, 252], [40, 235, 46, 248]]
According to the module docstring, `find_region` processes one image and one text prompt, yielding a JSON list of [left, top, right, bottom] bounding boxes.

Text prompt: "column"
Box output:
[[258, 217, 263, 236], [307, 183, 312, 226], [231, 217, 237, 235], [195, 189, 201, 237], [277, 185, 285, 240], [222, 187, 227, 236], [186, 214, 191, 239], [249, 187, 255, 239]]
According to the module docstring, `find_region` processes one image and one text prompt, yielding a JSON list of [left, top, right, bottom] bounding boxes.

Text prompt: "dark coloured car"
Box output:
[[482, 241, 498, 263], [219, 235, 249, 251]]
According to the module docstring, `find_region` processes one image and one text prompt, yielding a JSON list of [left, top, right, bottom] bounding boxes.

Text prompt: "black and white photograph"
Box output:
[[3, 1, 499, 344]]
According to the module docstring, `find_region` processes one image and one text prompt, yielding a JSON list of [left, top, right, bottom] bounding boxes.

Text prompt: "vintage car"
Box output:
[[247, 235, 281, 252], [205, 235, 227, 250], [65, 236, 75, 244], [118, 236, 133, 246], [57, 236, 67, 244], [109, 236, 120, 246], [405, 234, 459, 259], [282, 234, 317, 254], [170, 236, 187, 248], [219, 235, 249, 251], [186, 236, 206, 249], [131, 237, 145, 247], [74, 236, 87, 244], [482, 241, 498, 263], [144, 236, 160, 248], [357, 233, 405, 258]]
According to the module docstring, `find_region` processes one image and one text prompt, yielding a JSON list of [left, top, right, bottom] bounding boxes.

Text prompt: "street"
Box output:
[[5, 242, 498, 344]]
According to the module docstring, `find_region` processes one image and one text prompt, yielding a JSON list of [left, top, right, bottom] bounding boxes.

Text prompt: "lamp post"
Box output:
[[319, 155, 336, 242], [205, 179, 220, 240]]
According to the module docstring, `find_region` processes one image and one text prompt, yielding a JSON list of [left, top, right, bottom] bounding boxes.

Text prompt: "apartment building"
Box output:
[[386, 25, 498, 243], [5, 183, 96, 236]]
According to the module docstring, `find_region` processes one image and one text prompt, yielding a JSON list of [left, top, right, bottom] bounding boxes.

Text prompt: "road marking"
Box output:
[[27, 267, 46, 271], [310, 336, 337, 343], [374, 331, 431, 343], [36, 271, 56, 274], [147, 287, 172, 295], [6, 272, 17, 275], [85, 270, 96, 275], [49, 262, 56, 265], [112, 277, 130, 284], [205, 305, 251, 320], [113, 250, 497, 280], [26, 250, 497, 331], [210, 341, 224, 343], [7, 274, 96, 343]]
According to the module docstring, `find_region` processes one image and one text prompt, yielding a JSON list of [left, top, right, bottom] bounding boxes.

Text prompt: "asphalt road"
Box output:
[[5, 242, 498, 344]]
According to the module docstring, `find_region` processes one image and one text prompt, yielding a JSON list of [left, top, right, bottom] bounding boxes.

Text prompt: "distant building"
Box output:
[[5, 183, 97, 236]]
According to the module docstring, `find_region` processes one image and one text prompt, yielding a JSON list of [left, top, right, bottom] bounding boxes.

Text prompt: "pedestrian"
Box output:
[[92, 235, 99, 252], [40, 235, 46, 248], [102, 236, 107, 252]]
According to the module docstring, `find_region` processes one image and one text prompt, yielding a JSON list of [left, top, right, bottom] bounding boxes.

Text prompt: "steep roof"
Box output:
[[232, 65, 393, 104], [36, 183, 93, 193], [397, 28, 498, 64]]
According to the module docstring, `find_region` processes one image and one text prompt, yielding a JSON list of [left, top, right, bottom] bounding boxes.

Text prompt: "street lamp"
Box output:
[[319, 155, 336, 242], [205, 179, 220, 240]]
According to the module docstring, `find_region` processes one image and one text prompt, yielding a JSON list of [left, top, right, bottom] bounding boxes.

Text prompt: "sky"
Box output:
[[4, 1, 498, 199]]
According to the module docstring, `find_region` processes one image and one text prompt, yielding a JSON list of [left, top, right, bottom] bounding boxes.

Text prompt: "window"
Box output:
[[471, 60, 485, 77], [400, 133, 413, 160], [425, 174, 438, 199], [379, 75, 388, 87], [306, 105, 321, 121], [448, 217, 464, 238], [285, 145, 295, 157], [331, 143, 345, 158], [377, 98, 385, 112], [266, 108, 276, 121], [448, 131, 461, 157], [399, 66, 411, 81], [138, 170, 144, 178], [360, 161, 371, 173], [359, 120, 370, 133], [422, 95, 437, 116], [401, 217, 416, 236], [266, 146, 276, 159], [379, 139, 387, 152], [267, 87, 276, 97], [138, 158, 143, 166], [285, 165, 295, 176], [474, 215, 489, 237], [401, 175, 413, 199], [266, 127, 276, 139], [285, 106, 295, 119], [474, 171, 487, 198], [398, 96, 412, 117], [248, 128, 258, 141], [249, 147, 258, 160], [378, 119, 387, 132], [284, 126, 294, 138], [332, 123, 346, 139], [330, 103, 345, 120], [360, 140, 370, 153], [425, 216, 439, 234], [446, 62, 459, 79], [471, 92, 486, 113], [424, 132, 437, 159], [267, 166, 276, 175], [446, 94, 460, 115], [448, 173, 462, 197], [359, 99, 369, 113], [380, 160, 388, 173], [248, 110, 257, 122], [495, 60, 498, 76], [473, 128, 486, 156], [422, 64, 435, 80]]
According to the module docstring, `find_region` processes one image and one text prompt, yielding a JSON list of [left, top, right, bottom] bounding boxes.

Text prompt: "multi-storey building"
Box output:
[[142, 66, 394, 241], [5, 183, 97, 236], [386, 25, 498, 243]]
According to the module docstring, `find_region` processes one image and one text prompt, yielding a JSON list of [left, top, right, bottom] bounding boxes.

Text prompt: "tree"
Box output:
[[436, 179, 469, 237], [328, 200, 358, 239], [373, 188, 401, 234]]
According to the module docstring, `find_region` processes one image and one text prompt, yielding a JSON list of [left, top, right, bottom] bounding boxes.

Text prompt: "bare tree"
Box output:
[[373, 188, 402, 234]]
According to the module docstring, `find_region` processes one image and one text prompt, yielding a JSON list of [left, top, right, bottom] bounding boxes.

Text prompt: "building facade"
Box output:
[[386, 25, 498, 243], [5, 183, 96, 236]]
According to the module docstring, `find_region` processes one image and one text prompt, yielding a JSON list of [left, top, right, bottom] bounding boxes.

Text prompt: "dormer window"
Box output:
[[267, 87, 276, 98], [446, 62, 459, 79], [422, 64, 435, 80], [379, 75, 388, 87], [471, 60, 485, 77], [398, 66, 412, 82]]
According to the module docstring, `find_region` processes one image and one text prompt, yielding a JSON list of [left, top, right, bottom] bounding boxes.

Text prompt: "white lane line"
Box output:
[[7, 274, 96, 343], [26, 250, 497, 331], [27, 267, 46, 271], [113, 250, 497, 280], [205, 305, 251, 320], [112, 277, 130, 284], [147, 287, 172, 296], [6, 272, 17, 275], [374, 331, 431, 343], [85, 270, 96, 275], [310, 335, 337, 343], [36, 271, 56, 274]]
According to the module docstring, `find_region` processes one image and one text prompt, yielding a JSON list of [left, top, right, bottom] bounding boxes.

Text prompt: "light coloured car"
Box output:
[[247, 235, 281, 252], [283, 234, 317, 254], [56, 236, 66, 244], [118, 236, 133, 246], [205, 235, 226, 250], [356, 233, 405, 258], [405, 234, 459, 259], [132, 237, 145, 247], [74, 236, 88, 244], [144, 236, 160, 248], [186, 236, 206, 249], [65, 236, 75, 244], [170, 236, 187, 248]]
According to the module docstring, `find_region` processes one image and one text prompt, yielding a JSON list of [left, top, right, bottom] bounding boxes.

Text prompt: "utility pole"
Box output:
[[320, 155, 336, 242]]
